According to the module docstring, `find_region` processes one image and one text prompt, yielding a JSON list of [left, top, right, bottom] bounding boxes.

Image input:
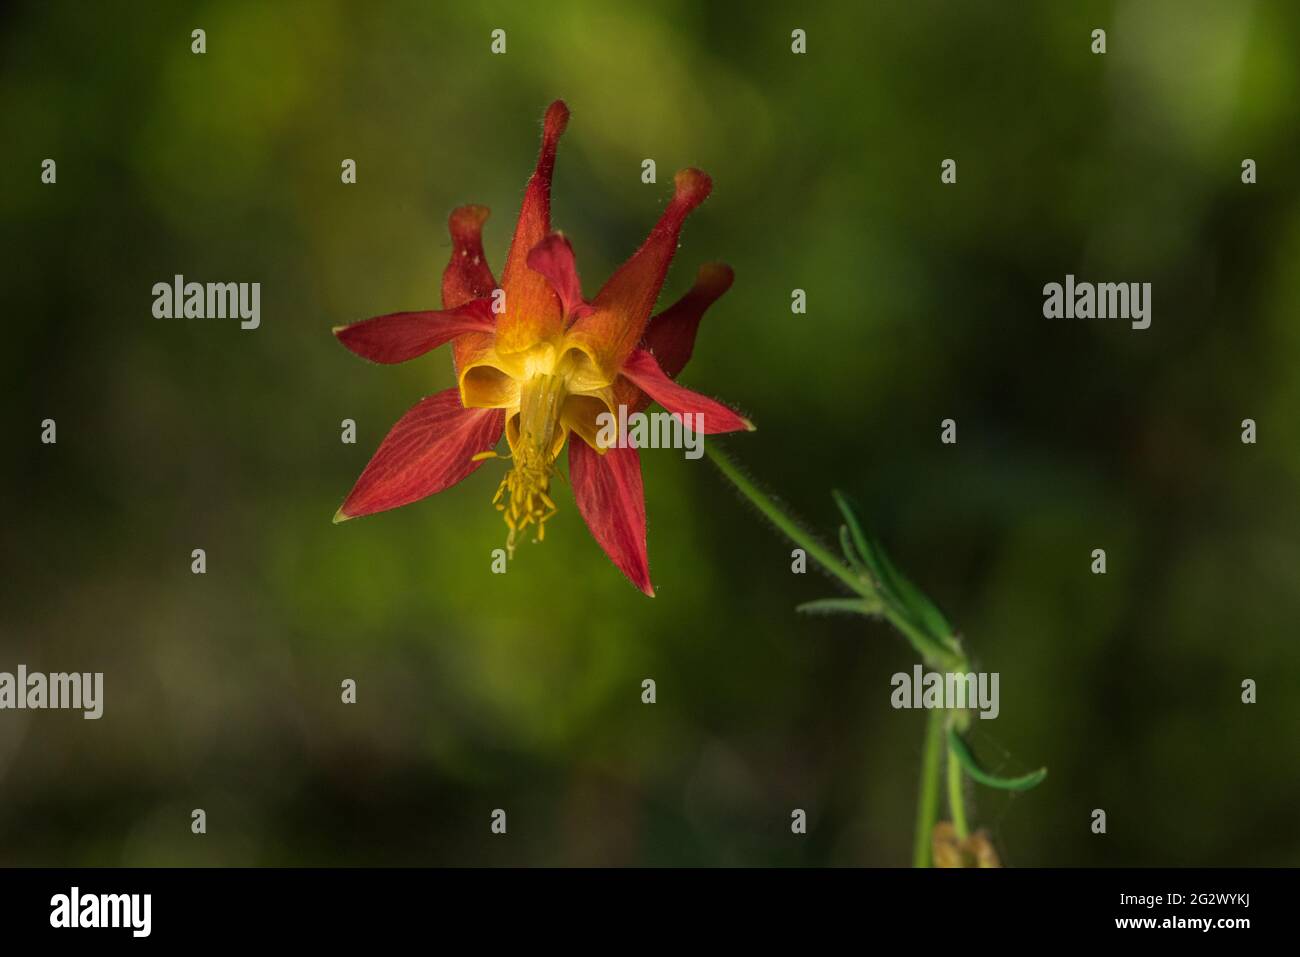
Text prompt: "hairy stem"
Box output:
[[704, 445, 864, 595], [706, 447, 963, 668]]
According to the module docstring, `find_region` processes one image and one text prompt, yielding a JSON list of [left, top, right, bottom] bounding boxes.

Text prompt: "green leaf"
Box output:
[[838, 525, 864, 573], [948, 730, 1047, 791], [832, 491, 878, 583], [873, 540, 955, 647], [796, 597, 881, 617], [828, 492, 964, 665], [834, 493, 938, 632]]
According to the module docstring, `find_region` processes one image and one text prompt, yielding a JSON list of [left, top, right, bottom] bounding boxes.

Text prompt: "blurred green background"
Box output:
[[3, 0, 1298, 866]]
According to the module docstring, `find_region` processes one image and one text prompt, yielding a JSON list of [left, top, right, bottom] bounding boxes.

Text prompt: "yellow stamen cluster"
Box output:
[[492, 372, 567, 556], [493, 446, 557, 555]]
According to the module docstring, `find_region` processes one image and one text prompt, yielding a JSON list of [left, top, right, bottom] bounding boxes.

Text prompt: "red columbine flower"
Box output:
[[332, 100, 752, 596]]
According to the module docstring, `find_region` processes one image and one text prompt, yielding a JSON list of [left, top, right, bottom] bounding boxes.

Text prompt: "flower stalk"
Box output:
[[912, 709, 945, 867], [705, 444, 1043, 867]]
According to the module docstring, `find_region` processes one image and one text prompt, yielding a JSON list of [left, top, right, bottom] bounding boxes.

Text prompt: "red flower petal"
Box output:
[[496, 101, 569, 353], [335, 388, 503, 521], [334, 299, 495, 365], [619, 348, 753, 434], [567, 169, 712, 378], [441, 205, 497, 309], [640, 262, 734, 380], [569, 439, 653, 596], [526, 233, 594, 322]]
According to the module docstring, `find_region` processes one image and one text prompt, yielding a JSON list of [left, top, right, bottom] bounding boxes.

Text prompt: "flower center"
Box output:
[[494, 373, 567, 555]]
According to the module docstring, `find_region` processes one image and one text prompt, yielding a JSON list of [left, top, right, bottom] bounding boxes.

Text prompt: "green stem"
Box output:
[[705, 444, 977, 864], [704, 445, 865, 596], [912, 707, 945, 867], [947, 732, 969, 840], [706, 447, 964, 669]]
